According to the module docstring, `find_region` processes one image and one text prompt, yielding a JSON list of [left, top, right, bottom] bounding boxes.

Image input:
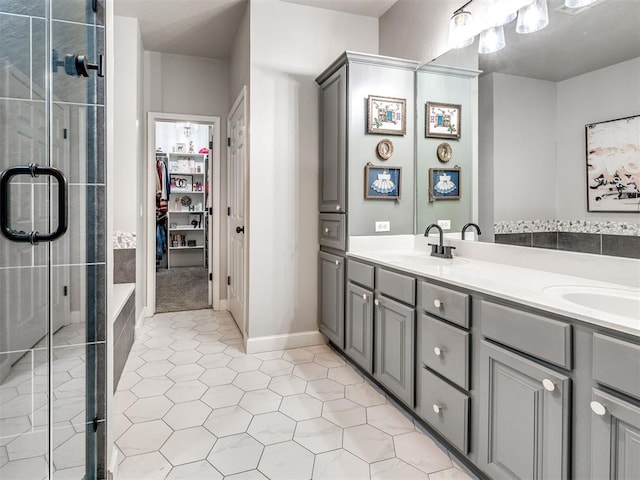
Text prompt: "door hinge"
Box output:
[[63, 285, 68, 296], [92, 415, 99, 432], [209, 273, 213, 281], [227, 276, 231, 286], [227, 207, 231, 216], [208, 207, 213, 215], [209, 141, 213, 150], [63, 128, 68, 139], [227, 137, 231, 147]]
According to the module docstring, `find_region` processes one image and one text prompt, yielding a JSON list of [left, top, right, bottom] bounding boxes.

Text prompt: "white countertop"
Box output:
[[347, 245, 640, 338]]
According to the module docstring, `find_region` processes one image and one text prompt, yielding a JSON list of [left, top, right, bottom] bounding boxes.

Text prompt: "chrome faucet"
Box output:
[[461, 222, 482, 240], [424, 223, 455, 259]]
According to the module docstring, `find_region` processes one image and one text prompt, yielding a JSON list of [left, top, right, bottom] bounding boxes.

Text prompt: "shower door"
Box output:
[[0, 0, 106, 478]]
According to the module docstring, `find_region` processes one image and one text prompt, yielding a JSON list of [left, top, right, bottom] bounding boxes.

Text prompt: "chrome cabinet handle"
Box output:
[[335, 205, 341, 211], [432, 404, 444, 414], [434, 346, 444, 357], [374, 299, 380, 306], [362, 293, 368, 301], [542, 378, 556, 392], [324, 227, 331, 233], [0, 164, 68, 245], [334, 260, 340, 267], [590, 401, 606, 416], [433, 299, 443, 308]]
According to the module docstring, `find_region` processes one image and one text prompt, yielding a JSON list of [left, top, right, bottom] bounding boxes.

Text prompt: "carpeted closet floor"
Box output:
[[156, 266, 209, 313]]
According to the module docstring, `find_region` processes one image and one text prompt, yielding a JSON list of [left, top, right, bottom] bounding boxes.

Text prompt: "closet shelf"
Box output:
[[169, 171, 205, 175], [169, 210, 205, 214], [169, 245, 204, 250], [170, 227, 204, 231], [170, 190, 205, 194]]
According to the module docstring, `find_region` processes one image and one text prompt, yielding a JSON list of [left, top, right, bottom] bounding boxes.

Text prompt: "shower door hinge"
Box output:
[[209, 273, 213, 281], [92, 416, 98, 432], [227, 137, 231, 147], [227, 276, 231, 286]]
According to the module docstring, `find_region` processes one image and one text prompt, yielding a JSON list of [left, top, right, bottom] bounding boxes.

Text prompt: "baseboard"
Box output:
[[218, 299, 228, 311], [135, 310, 146, 332], [245, 330, 327, 354]]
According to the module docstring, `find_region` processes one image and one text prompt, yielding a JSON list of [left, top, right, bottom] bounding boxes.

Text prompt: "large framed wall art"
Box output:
[[586, 114, 640, 212]]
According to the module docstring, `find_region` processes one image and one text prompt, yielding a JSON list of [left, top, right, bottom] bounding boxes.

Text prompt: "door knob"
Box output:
[[236, 226, 244, 234]]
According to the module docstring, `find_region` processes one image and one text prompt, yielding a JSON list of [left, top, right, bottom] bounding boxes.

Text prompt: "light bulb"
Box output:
[[516, 0, 549, 34], [448, 10, 474, 49], [479, 25, 506, 54]]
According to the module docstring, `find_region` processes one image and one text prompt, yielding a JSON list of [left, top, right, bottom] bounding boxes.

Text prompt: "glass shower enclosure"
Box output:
[[0, 0, 106, 478]]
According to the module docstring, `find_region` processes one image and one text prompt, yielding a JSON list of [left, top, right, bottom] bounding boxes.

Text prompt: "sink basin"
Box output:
[[544, 285, 640, 320]]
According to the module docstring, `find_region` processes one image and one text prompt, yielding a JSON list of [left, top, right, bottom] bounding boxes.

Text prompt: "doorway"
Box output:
[[146, 113, 221, 314]]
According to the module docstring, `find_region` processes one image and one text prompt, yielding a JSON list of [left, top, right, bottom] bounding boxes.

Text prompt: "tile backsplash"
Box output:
[[495, 220, 640, 259]]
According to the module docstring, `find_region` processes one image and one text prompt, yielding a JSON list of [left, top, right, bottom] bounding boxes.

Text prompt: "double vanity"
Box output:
[[320, 236, 640, 480], [316, 51, 639, 479]]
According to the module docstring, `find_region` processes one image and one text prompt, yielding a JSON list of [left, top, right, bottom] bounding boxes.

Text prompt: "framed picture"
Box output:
[[429, 167, 460, 201], [175, 142, 186, 153], [586, 115, 640, 212], [365, 164, 401, 200], [367, 95, 406, 136], [426, 102, 461, 139], [170, 174, 192, 192]]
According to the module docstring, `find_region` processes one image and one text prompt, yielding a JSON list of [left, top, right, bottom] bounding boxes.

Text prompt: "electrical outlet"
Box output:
[[375, 221, 390, 232], [437, 219, 451, 230]]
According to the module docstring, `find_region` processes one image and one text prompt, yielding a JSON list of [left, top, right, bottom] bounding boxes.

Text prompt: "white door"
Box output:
[[227, 88, 247, 334]]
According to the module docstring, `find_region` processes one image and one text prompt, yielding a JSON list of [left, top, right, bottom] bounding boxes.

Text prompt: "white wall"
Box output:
[[485, 72, 558, 222], [247, 0, 378, 340], [556, 57, 640, 221], [113, 16, 143, 234], [379, 0, 452, 64], [229, 2, 250, 103], [113, 15, 145, 321]]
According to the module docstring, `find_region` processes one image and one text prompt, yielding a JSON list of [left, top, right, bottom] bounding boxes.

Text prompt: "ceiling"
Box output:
[[114, 0, 399, 59], [477, 0, 640, 81]]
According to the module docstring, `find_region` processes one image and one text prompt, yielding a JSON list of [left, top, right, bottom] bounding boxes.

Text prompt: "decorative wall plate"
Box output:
[[376, 139, 394, 160], [436, 142, 452, 163], [181, 195, 192, 207]]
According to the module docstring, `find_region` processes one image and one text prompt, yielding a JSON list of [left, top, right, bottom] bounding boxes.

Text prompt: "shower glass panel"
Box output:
[[0, 0, 106, 478]]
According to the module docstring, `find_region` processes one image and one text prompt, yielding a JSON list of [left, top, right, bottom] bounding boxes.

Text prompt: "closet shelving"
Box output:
[[167, 152, 207, 268]]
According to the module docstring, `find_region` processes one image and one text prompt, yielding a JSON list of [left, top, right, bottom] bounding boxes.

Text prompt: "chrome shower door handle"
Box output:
[[0, 164, 68, 244]]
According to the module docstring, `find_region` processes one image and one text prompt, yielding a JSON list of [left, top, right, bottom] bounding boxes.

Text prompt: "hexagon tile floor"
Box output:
[[114, 309, 477, 480]]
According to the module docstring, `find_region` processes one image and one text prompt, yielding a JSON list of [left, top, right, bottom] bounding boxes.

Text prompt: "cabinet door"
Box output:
[[479, 340, 570, 480], [318, 251, 344, 348], [591, 388, 640, 479], [345, 282, 373, 373], [319, 65, 346, 213], [374, 294, 415, 406]]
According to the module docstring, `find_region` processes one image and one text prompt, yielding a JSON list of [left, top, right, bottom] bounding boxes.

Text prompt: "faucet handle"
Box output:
[[428, 243, 440, 254], [442, 245, 456, 259]]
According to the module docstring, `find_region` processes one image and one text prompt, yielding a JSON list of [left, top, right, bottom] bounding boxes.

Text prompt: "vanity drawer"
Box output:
[[347, 259, 374, 289], [319, 213, 345, 250], [417, 366, 469, 454], [420, 314, 470, 390], [593, 333, 640, 399], [376, 268, 415, 306], [479, 300, 572, 369], [420, 282, 470, 328]]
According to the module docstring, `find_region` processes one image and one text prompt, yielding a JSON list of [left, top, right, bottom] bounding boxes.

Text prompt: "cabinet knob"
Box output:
[[433, 299, 443, 308], [362, 293, 368, 301], [374, 299, 380, 306], [324, 227, 331, 234], [335, 205, 341, 211], [542, 378, 556, 392], [335, 260, 340, 267], [432, 404, 444, 414], [433, 346, 443, 357], [590, 401, 607, 416]]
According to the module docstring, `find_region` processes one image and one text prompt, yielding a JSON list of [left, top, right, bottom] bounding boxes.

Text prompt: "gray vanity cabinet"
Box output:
[[590, 388, 640, 479], [318, 64, 346, 214], [374, 294, 415, 406], [318, 251, 344, 348], [345, 282, 373, 373], [478, 340, 571, 480]]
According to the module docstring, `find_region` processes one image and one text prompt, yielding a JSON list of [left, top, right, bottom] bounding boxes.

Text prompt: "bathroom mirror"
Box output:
[[418, 0, 640, 257]]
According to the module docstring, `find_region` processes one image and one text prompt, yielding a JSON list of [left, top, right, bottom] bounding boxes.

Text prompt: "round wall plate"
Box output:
[[436, 142, 452, 163], [376, 139, 394, 160]]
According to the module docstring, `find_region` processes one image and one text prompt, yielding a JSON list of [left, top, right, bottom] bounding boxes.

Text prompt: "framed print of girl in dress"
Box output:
[[365, 164, 401, 200], [429, 167, 460, 201]]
